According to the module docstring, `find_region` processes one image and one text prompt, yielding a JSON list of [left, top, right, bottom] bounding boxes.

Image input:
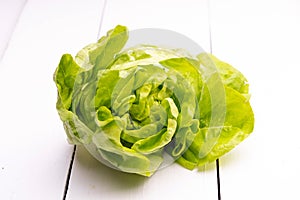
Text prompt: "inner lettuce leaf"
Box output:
[[54, 25, 255, 176]]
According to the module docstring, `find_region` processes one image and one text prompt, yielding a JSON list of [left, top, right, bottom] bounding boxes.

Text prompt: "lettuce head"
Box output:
[[54, 25, 254, 176]]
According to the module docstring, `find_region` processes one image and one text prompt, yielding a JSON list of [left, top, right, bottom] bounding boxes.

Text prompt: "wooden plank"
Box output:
[[0, 0, 104, 199], [0, 0, 27, 60], [99, 0, 211, 51], [210, 0, 300, 199], [67, 0, 219, 199]]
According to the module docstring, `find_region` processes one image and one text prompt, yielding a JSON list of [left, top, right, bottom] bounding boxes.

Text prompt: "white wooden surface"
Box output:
[[0, 0, 104, 199], [1, 0, 300, 199], [210, 0, 300, 199]]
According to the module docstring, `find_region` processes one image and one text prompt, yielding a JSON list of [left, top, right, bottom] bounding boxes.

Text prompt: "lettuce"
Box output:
[[54, 25, 254, 176]]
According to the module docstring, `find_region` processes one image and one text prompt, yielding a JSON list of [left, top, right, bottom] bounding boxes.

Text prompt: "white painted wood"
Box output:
[[67, 0, 219, 199], [99, 0, 212, 52], [210, 0, 300, 199], [69, 146, 217, 200], [0, 0, 27, 60], [0, 0, 104, 199]]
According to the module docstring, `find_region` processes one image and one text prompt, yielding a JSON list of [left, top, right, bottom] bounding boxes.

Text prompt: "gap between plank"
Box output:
[[97, 0, 107, 39], [207, 0, 213, 55], [0, 0, 28, 62], [62, 145, 77, 200], [62, 1, 107, 199], [216, 159, 221, 200], [207, 0, 222, 199]]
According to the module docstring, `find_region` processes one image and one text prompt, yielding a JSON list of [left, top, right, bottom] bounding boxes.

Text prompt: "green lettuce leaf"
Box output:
[[178, 54, 254, 169]]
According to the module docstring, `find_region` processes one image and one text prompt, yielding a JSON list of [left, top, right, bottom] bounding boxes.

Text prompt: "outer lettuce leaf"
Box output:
[[54, 54, 89, 144], [54, 54, 82, 113], [208, 54, 250, 99], [75, 25, 128, 70], [178, 54, 254, 169], [198, 86, 254, 164], [183, 86, 254, 168], [54, 25, 128, 144]]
